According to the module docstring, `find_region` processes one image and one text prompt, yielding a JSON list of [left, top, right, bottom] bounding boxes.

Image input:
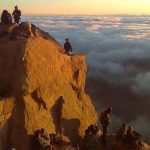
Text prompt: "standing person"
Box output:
[[100, 107, 112, 146], [12, 5, 21, 24], [64, 38, 73, 55]]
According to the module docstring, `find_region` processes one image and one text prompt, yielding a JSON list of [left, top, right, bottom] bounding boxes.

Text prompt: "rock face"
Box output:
[[0, 24, 98, 150]]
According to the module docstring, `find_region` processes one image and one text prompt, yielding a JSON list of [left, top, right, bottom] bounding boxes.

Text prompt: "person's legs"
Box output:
[[102, 125, 108, 146], [14, 18, 19, 24], [64, 50, 70, 55]]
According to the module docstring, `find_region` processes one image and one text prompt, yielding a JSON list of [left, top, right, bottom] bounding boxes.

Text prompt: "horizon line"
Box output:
[[22, 13, 150, 16]]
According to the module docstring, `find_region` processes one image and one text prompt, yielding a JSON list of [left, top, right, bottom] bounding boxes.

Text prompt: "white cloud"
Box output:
[[132, 72, 150, 96]]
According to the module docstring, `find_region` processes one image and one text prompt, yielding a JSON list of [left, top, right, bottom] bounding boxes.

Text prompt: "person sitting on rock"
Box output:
[[64, 38, 72, 55], [116, 123, 127, 143], [124, 126, 144, 149], [124, 126, 134, 145], [83, 124, 100, 150], [33, 129, 43, 150], [132, 130, 144, 149], [37, 128, 51, 149], [1, 10, 12, 24], [12, 5, 21, 24], [124, 126, 138, 149]]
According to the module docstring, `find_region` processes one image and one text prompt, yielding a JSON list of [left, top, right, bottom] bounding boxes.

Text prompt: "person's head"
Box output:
[[2, 10, 8, 15], [34, 129, 40, 136], [128, 126, 133, 133], [65, 38, 69, 42], [2, 10, 7, 13], [15, 6, 18, 10], [106, 107, 112, 114], [88, 124, 94, 132]]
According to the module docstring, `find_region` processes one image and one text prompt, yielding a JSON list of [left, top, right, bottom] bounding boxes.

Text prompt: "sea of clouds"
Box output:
[[23, 15, 150, 142]]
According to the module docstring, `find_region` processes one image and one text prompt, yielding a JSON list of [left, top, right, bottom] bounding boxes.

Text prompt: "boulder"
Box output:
[[0, 24, 98, 150]]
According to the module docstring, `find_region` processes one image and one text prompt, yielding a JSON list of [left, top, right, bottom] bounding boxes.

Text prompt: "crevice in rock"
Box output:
[[71, 84, 82, 100]]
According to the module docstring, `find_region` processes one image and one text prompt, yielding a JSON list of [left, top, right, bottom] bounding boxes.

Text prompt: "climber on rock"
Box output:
[[12, 5, 21, 24], [116, 123, 127, 143], [100, 107, 112, 146], [64, 38, 73, 55]]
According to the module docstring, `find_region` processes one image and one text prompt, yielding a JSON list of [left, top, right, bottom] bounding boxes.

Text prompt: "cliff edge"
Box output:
[[0, 24, 98, 150]]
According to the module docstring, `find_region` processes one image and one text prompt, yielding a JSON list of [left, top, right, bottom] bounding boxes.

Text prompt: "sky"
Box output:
[[0, 0, 150, 15]]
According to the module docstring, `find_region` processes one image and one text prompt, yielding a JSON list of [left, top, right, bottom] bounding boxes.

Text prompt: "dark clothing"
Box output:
[[124, 129, 134, 145], [102, 125, 108, 146], [116, 125, 127, 143], [64, 41, 72, 54], [100, 111, 110, 126], [124, 130, 143, 149], [1, 10, 12, 24], [100, 111, 111, 146], [12, 9, 21, 24]]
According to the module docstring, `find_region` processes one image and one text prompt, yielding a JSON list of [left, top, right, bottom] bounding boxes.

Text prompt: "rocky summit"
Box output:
[[0, 24, 98, 150]]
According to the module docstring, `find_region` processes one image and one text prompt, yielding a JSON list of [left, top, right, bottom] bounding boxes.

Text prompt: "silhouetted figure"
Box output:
[[124, 126, 143, 149], [83, 124, 100, 150], [64, 39, 72, 55], [124, 126, 134, 147], [116, 123, 127, 143], [1, 10, 12, 24], [100, 107, 112, 146], [33, 129, 43, 150], [12, 5, 21, 24]]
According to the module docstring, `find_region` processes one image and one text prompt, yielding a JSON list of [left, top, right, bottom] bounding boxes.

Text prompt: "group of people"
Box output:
[[1, 5, 21, 24], [99, 107, 144, 148], [116, 123, 144, 149], [82, 107, 144, 149], [33, 128, 61, 150], [83, 124, 101, 150], [1, 6, 73, 55]]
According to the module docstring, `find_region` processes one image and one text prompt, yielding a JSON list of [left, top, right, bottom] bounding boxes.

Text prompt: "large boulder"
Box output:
[[0, 24, 98, 150]]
